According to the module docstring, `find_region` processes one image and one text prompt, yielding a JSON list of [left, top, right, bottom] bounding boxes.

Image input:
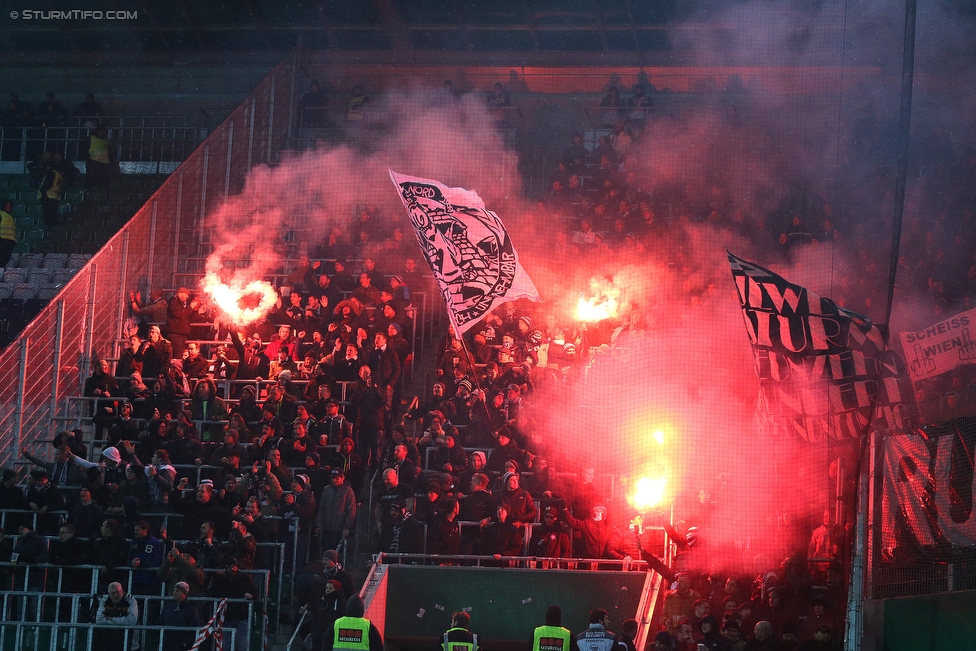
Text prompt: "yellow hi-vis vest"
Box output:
[[333, 616, 371, 650], [39, 170, 65, 201], [533, 625, 572, 651], [443, 627, 478, 651], [0, 210, 16, 242], [89, 135, 110, 164]]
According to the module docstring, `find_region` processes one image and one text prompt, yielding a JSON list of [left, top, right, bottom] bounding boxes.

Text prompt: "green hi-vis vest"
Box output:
[[333, 616, 371, 650], [534, 625, 572, 651], [443, 627, 478, 651]]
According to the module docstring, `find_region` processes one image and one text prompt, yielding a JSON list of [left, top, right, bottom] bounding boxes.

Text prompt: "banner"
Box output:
[[881, 419, 976, 560], [189, 597, 227, 651], [728, 251, 904, 441], [899, 306, 976, 382], [390, 170, 540, 336]]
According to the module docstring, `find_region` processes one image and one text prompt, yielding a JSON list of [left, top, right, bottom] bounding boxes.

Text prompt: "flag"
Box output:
[[899, 306, 976, 382], [728, 251, 905, 441], [390, 170, 540, 336], [189, 597, 227, 651]]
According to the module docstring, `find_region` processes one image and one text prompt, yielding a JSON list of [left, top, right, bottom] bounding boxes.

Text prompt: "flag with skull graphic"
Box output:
[[391, 170, 540, 335]]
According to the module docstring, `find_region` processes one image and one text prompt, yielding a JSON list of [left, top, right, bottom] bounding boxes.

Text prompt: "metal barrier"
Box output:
[[375, 552, 649, 569], [0, 592, 240, 651], [0, 126, 202, 168], [0, 51, 297, 469]]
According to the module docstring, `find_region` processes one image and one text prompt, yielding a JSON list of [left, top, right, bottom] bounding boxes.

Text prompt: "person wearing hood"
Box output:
[[653, 631, 677, 651], [458, 450, 487, 495], [302, 578, 348, 651], [697, 614, 732, 651], [322, 594, 383, 651]]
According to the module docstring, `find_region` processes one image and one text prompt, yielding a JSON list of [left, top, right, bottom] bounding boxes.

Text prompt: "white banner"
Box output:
[[390, 170, 540, 335], [899, 307, 976, 381]]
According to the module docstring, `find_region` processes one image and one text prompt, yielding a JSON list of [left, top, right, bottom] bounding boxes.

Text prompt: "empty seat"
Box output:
[[18, 253, 43, 269], [37, 284, 61, 300], [11, 283, 37, 299], [67, 254, 89, 268], [2, 268, 27, 284], [0, 283, 14, 299], [27, 268, 53, 283], [8, 176, 31, 190], [53, 270, 76, 284], [41, 253, 68, 269]]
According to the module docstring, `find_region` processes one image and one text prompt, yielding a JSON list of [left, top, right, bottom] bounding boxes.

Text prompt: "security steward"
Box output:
[[37, 159, 65, 226], [86, 125, 115, 189], [0, 200, 16, 269], [443, 611, 478, 651], [322, 594, 383, 651], [532, 605, 573, 651], [575, 609, 615, 651]]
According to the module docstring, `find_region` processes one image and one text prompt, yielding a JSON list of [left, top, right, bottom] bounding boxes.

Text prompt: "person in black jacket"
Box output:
[[379, 502, 424, 555], [281, 474, 318, 566], [477, 504, 523, 562], [161, 581, 201, 651], [25, 469, 67, 534], [50, 523, 91, 594], [207, 558, 258, 651], [166, 287, 197, 357], [90, 519, 130, 593]]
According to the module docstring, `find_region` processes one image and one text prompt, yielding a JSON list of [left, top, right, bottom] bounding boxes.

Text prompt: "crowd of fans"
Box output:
[[11, 74, 976, 651]]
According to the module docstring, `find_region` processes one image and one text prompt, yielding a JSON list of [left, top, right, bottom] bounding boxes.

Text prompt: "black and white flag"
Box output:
[[391, 171, 540, 335]]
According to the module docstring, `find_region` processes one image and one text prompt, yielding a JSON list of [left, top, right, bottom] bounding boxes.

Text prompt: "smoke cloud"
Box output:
[[199, 0, 975, 578]]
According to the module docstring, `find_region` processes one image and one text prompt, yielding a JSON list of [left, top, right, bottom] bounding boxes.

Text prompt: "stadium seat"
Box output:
[[18, 253, 43, 268], [1, 269, 27, 284], [27, 268, 53, 284], [66, 253, 89, 268], [11, 283, 38, 300], [53, 270, 76, 284], [41, 253, 68, 269], [37, 284, 61, 300]]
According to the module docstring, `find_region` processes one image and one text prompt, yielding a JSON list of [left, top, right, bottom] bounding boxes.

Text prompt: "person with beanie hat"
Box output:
[[282, 473, 317, 566], [322, 594, 383, 651], [161, 578, 200, 651], [653, 631, 677, 651], [531, 605, 573, 651], [529, 505, 572, 563]]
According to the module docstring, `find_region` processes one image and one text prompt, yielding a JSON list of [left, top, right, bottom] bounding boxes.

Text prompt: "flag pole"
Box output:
[[453, 326, 501, 435]]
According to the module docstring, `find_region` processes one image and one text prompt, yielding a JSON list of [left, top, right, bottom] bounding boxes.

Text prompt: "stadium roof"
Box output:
[[1, 0, 678, 57]]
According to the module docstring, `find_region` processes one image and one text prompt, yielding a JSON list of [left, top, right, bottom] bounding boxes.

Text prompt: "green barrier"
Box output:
[[383, 566, 646, 648], [883, 590, 976, 651]]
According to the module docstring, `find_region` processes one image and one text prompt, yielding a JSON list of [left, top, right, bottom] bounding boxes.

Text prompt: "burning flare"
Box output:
[[627, 476, 668, 512], [202, 272, 278, 328], [575, 276, 620, 322], [576, 294, 618, 322]]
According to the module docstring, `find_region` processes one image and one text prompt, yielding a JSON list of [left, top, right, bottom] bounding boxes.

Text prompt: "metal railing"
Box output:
[[0, 51, 297, 469], [0, 125, 203, 168]]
